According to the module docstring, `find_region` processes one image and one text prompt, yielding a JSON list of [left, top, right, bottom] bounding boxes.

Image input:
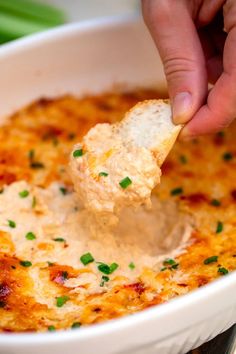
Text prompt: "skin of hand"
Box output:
[[142, 0, 236, 137]]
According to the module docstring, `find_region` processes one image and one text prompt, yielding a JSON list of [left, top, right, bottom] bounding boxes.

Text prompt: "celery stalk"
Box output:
[[0, 0, 65, 26], [0, 12, 51, 39]]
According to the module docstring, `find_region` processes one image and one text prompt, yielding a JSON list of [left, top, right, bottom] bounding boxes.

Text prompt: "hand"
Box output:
[[142, 0, 236, 137]]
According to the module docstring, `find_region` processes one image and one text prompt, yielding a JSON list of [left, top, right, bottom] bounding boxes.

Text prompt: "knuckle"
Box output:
[[142, 0, 180, 27], [224, 0, 236, 32], [164, 56, 197, 81]]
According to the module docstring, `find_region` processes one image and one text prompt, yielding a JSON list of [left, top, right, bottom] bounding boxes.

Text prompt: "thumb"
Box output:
[[142, 0, 208, 124]]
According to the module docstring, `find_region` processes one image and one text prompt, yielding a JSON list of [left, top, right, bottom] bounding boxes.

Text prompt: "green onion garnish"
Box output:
[[8, 219, 16, 228], [128, 262, 135, 270], [170, 187, 183, 196], [20, 260, 32, 267], [204, 256, 218, 265], [71, 322, 81, 329], [25, 231, 36, 240], [32, 196, 37, 208], [222, 152, 233, 161], [80, 252, 94, 266], [28, 149, 35, 160], [119, 177, 132, 189], [179, 155, 187, 164], [48, 325, 56, 331], [99, 172, 108, 177], [59, 187, 67, 195], [56, 296, 69, 308], [211, 199, 221, 207], [218, 267, 229, 275], [73, 149, 83, 158], [100, 275, 109, 287], [19, 190, 29, 198], [216, 221, 223, 234], [97, 262, 118, 274], [163, 258, 179, 269], [53, 237, 65, 242]]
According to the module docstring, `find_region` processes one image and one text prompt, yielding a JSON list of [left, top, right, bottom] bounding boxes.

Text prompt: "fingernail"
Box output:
[[172, 92, 193, 124]]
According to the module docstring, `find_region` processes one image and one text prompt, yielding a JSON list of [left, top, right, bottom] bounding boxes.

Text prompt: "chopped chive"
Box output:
[[30, 161, 45, 169], [211, 199, 221, 207], [100, 275, 109, 287], [0, 188, 4, 194], [25, 231, 36, 240], [47, 261, 54, 267], [48, 325, 56, 331], [170, 187, 183, 196], [56, 296, 69, 308], [99, 172, 109, 177], [32, 196, 37, 208], [163, 259, 176, 266], [71, 322, 81, 329], [73, 149, 83, 158], [222, 152, 233, 161], [179, 155, 187, 164], [218, 267, 229, 275], [119, 176, 132, 189], [20, 260, 32, 267], [59, 187, 67, 195], [160, 267, 167, 272], [216, 221, 223, 234], [163, 258, 179, 270], [53, 237, 65, 242], [8, 219, 16, 228], [128, 262, 135, 270], [80, 252, 94, 265], [28, 149, 35, 160], [204, 256, 218, 265], [19, 190, 29, 198], [97, 262, 118, 274]]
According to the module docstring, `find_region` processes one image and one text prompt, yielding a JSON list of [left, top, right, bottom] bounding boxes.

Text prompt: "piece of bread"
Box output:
[[69, 99, 182, 214], [118, 99, 182, 166]]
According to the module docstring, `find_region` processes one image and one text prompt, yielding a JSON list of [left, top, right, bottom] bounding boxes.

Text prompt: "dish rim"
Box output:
[[0, 14, 235, 345]]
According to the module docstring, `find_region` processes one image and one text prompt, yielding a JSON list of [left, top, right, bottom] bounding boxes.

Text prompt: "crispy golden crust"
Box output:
[[0, 90, 236, 332]]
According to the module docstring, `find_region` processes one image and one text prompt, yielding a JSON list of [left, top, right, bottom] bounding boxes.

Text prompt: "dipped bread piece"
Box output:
[[69, 100, 182, 214]]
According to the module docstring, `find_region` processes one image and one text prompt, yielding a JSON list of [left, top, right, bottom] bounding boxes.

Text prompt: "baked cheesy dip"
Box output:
[[0, 90, 235, 332]]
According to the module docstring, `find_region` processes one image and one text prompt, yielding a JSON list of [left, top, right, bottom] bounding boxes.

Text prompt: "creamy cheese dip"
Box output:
[[69, 123, 161, 216], [0, 181, 192, 289]]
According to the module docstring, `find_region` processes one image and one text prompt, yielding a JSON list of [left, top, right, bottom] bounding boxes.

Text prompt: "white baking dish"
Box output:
[[0, 15, 235, 354]]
